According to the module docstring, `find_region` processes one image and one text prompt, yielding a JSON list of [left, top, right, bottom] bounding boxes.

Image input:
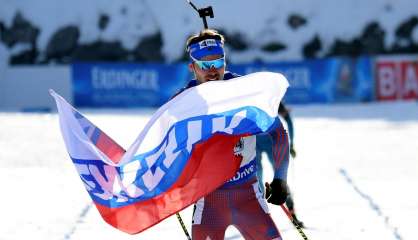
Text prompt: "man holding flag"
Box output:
[[180, 28, 291, 240], [51, 29, 291, 240]]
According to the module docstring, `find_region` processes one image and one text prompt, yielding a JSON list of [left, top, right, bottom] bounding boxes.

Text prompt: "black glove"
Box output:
[[290, 144, 296, 158], [265, 178, 289, 205]]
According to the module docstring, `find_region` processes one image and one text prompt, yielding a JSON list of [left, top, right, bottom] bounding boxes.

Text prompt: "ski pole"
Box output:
[[176, 213, 192, 240], [280, 204, 309, 240]]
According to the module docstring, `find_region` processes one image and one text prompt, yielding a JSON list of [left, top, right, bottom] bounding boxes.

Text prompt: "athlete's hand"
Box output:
[[265, 179, 289, 205], [290, 144, 296, 158]]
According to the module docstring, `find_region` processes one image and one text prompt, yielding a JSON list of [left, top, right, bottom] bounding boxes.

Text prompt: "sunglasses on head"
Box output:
[[191, 56, 225, 70]]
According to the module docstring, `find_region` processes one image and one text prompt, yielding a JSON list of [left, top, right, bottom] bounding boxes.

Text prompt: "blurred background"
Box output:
[[1, 0, 417, 110], [1, 1, 418, 240]]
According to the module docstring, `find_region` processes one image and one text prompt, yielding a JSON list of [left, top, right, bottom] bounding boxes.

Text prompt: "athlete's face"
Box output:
[[189, 54, 225, 84]]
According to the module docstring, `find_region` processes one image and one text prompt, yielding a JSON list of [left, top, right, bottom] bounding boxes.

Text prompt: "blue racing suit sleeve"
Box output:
[[269, 121, 290, 181], [283, 113, 294, 145], [278, 102, 294, 145]]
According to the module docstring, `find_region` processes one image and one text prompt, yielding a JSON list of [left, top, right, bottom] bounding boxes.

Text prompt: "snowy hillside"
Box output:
[[1, 0, 418, 65]]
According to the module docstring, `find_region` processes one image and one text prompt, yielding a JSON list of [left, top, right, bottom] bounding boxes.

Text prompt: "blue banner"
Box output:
[[71, 62, 190, 107], [71, 57, 373, 107], [332, 57, 374, 103], [228, 57, 373, 103]]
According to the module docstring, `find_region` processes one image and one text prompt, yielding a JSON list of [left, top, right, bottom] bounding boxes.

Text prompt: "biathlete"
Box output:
[[175, 28, 291, 240]]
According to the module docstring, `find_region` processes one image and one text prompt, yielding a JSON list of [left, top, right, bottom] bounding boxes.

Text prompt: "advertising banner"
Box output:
[[228, 57, 373, 104], [71, 63, 190, 107], [71, 57, 373, 107], [374, 55, 418, 101]]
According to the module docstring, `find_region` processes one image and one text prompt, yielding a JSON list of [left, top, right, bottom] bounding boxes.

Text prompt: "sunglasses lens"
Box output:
[[196, 58, 225, 70]]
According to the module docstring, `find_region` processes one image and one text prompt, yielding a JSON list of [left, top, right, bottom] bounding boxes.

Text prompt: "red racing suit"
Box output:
[[178, 72, 290, 240]]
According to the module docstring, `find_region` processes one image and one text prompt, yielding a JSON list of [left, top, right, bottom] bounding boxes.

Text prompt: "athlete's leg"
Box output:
[[192, 223, 227, 240], [232, 182, 282, 240], [192, 192, 230, 240]]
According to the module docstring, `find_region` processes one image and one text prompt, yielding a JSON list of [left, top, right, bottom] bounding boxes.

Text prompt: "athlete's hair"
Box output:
[[186, 29, 225, 50]]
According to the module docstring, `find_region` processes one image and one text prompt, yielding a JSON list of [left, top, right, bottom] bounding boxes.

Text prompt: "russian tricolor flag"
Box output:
[[51, 72, 288, 234]]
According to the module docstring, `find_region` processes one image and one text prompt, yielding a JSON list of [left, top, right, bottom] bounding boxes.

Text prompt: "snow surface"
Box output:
[[1, 101, 417, 240], [1, 0, 418, 62]]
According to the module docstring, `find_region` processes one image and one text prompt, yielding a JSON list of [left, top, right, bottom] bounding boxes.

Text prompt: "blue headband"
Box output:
[[187, 39, 225, 60]]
